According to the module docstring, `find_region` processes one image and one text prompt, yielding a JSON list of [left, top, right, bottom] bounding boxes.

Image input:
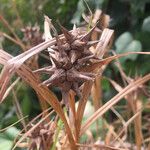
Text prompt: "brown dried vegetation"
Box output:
[[0, 9, 150, 150]]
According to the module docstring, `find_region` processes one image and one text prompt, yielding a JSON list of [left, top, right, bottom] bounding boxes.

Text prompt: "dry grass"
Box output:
[[0, 9, 150, 150]]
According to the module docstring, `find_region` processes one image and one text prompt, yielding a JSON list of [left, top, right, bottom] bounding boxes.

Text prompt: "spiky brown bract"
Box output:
[[35, 24, 100, 106], [27, 121, 56, 150]]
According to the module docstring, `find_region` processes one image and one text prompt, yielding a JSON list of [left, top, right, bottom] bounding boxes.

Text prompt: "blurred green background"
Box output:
[[0, 0, 150, 149]]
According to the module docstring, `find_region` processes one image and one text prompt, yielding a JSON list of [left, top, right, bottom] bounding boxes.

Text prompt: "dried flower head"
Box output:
[[21, 24, 43, 70], [21, 24, 43, 47], [34, 23, 100, 106], [27, 121, 56, 150]]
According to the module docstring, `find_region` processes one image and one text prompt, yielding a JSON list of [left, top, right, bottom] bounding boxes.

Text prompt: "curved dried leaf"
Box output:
[[81, 73, 150, 135]]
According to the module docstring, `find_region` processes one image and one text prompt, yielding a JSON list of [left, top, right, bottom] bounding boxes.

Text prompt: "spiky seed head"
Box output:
[[35, 22, 101, 106]]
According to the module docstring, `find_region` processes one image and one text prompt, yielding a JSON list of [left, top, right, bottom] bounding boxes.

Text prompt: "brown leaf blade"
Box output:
[[80, 73, 150, 135]]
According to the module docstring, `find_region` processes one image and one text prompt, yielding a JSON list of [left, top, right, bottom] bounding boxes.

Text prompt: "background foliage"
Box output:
[[0, 0, 150, 149]]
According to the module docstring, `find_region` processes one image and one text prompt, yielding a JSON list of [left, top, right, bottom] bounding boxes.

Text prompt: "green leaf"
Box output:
[[123, 40, 142, 60], [5, 127, 20, 140], [0, 127, 20, 150], [0, 139, 13, 150], [142, 16, 150, 32], [115, 32, 142, 63], [71, 0, 85, 24], [22, 94, 32, 116], [102, 78, 110, 91], [115, 32, 133, 53]]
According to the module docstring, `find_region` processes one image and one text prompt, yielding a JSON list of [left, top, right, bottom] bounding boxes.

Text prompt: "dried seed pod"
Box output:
[[27, 121, 56, 150], [21, 24, 43, 47], [35, 22, 101, 106]]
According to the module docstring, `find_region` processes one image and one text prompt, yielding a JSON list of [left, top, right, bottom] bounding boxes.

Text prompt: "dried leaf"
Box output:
[[81, 73, 150, 135]]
